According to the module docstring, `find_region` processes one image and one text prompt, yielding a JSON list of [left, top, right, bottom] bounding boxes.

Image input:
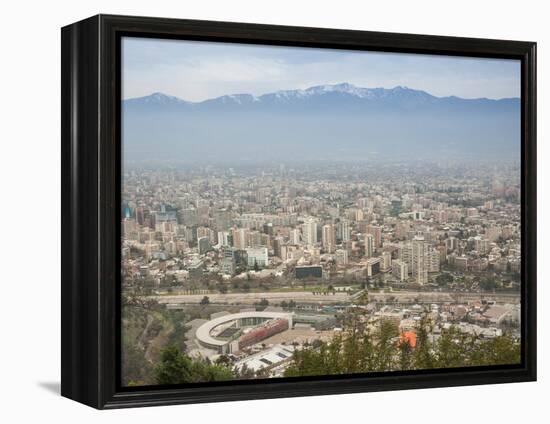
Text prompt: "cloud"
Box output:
[[122, 37, 521, 101]]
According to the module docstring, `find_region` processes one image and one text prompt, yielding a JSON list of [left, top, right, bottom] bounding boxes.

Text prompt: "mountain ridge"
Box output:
[[124, 83, 519, 107], [122, 82, 521, 162]]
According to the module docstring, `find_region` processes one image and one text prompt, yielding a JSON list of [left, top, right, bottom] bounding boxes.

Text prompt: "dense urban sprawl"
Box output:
[[121, 161, 521, 386]]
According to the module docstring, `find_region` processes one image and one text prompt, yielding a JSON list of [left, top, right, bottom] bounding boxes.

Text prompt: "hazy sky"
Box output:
[[122, 36, 521, 102]]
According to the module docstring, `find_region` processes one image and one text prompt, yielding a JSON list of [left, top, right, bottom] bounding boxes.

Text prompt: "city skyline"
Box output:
[[121, 160, 522, 387]]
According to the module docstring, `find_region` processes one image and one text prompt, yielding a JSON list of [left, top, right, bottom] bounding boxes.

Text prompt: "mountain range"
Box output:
[[123, 83, 520, 162]]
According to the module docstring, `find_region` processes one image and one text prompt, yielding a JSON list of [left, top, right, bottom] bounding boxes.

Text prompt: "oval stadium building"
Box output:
[[195, 311, 294, 354]]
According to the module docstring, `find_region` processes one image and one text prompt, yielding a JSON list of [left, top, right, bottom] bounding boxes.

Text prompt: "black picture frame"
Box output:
[[61, 14, 537, 409]]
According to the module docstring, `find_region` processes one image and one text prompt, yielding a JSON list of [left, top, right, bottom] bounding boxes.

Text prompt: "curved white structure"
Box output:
[[195, 311, 294, 353]]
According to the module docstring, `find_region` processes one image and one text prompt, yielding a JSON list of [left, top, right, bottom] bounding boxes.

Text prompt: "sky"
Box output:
[[122, 36, 521, 102]]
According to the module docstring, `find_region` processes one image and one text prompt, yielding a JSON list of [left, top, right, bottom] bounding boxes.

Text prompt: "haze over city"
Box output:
[[120, 37, 522, 387]]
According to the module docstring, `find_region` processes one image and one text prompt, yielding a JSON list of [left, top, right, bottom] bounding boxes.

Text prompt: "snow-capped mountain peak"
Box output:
[[260, 83, 434, 102], [211, 93, 259, 104], [123, 83, 520, 163], [125, 83, 514, 109]]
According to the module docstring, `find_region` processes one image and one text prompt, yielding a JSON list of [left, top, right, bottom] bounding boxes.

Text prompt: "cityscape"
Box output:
[[121, 159, 521, 386], [121, 38, 521, 386]]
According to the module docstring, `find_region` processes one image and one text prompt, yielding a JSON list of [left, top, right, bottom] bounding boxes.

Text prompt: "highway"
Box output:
[[152, 289, 520, 306]]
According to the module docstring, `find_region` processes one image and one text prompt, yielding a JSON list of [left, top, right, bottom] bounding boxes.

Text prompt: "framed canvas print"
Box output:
[[61, 14, 536, 409]]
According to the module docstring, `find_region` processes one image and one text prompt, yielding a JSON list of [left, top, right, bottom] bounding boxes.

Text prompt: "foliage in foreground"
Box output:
[[154, 345, 234, 385], [124, 291, 520, 386], [122, 297, 189, 386], [150, 320, 520, 385], [283, 319, 520, 378]]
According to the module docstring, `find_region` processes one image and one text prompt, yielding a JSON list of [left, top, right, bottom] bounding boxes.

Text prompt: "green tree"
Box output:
[[436, 273, 454, 287], [155, 345, 234, 384], [234, 363, 256, 380], [356, 290, 369, 306], [283, 319, 520, 378], [256, 298, 269, 311], [121, 337, 153, 386], [435, 327, 471, 368], [469, 335, 520, 366], [480, 276, 497, 291], [166, 310, 189, 352], [154, 345, 194, 385], [398, 339, 413, 371], [413, 315, 436, 369], [374, 320, 399, 371], [215, 355, 232, 367]]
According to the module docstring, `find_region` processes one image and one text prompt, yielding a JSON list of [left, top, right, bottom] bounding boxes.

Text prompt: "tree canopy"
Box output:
[[284, 318, 519, 378], [154, 345, 234, 385]]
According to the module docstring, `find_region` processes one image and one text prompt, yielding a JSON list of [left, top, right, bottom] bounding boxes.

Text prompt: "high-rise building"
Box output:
[[337, 219, 351, 242], [122, 218, 137, 238], [255, 188, 270, 204], [273, 237, 284, 259], [136, 207, 145, 225], [454, 256, 469, 271], [302, 219, 318, 246], [446, 237, 458, 252], [263, 222, 274, 235], [322, 224, 336, 253], [474, 237, 489, 254], [365, 234, 375, 258], [290, 228, 301, 245], [438, 244, 448, 264], [347, 208, 364, 221], [198, 236, 212, 255], [366, 258, 381, 277], [392, 259, 408, 282], [335, 249, 348, 266], [428, 248, 440, 273], [246, 247, 269, 268], [366, 224, 382, 247], [232, 228, 249, 250], [183, 227, 195, 242], [221, 248, 236, 276], [217, 231, 230, 247], [399, 237, 430, 284], [248, 230, 263, 248], [381, 251, 392, 272], [281, 244, 301, 261], [197, 226, 215, 243], [155, 208, 177, 222], [411, 236, 429, 285]]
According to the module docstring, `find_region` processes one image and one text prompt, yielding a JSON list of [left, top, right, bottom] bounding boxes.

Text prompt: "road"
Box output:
[[152, 290, 520, 306]]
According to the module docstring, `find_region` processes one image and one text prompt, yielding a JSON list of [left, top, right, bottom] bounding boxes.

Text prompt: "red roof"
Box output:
[[399, 331, 417, 348]]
